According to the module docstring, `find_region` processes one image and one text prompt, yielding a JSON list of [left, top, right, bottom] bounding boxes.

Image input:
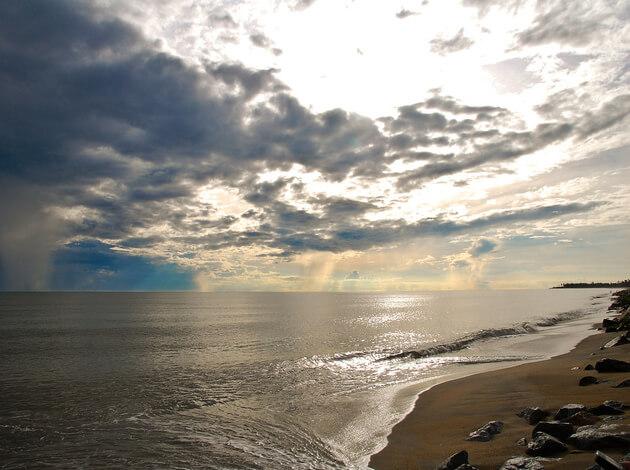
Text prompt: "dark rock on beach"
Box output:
[[516, 437, 528, 446], [589, 401, 625, 416], [532, 420, 575, 441], [579, 376, 599, 386], [595, 358, 630, 372], [517, 407, 550, 425], [499, 456, 545, 469], [613, 378, 630, 388], [466, 421, 503, 441], [568, 424, 630, 450], [585, 363, 595, 370], [560, 410, 600, 426], [554, 403, 586, 420], [601, 333, 630, 350], [593, 450, 624, 470], [436, 450, 468, 470], [526, 431, 568, 456]]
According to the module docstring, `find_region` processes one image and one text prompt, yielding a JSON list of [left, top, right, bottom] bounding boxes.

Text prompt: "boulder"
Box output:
[[499, 456, 545, 469], [532, 421, 575, 441], [613, 379, 630, 388], [594, 450, 623, 470], [590, 402, 625, 416], [517, 407, 550, 425], [595, 358, 630, 372], [554, 403, 586, 420], [526, 432, 568, 456], [466, 421, 503, 442], [436, 450, 468, 470], [601, 334, 630, 350], [561, 411, 600, 426], [602, 318, 620, 329], [579, 376, 599, 386], [604, 400, 624, 409], [568, 424, 630, 450]]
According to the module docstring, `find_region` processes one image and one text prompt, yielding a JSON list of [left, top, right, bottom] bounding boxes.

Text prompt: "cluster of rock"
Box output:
[[433, 291, 630, 470]]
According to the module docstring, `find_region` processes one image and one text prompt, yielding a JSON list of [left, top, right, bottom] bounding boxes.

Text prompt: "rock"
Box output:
[[613, 379, 630, 388], [568, 424, 630, 450], [585, 364, 595, 370], [595, 358, 630, 372], [466, 421, 503, 442], [499, 456, 545, 469], [604, 400, 624, 409], [532, 421, 575, 441], [560, 411, 600, 426], [516, 437, 528, 446], [526, 432, 568, 456], [436, 450, 468, 470], [590, 402, 625, 416], [601, 334, 630, 349], [594, 450, 623, 470], [453, 465, 479, 470], [580, 376, 599, 386], [602, 318, 620, 333], [517, 407, 550, 425], [554, 403, 586, 420]]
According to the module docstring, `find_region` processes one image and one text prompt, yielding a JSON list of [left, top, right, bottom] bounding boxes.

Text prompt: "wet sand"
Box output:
[[370, 326, 630, 469]]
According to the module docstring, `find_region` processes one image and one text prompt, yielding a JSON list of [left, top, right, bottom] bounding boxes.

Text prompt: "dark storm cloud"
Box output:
[[430, 29, 474, 55]]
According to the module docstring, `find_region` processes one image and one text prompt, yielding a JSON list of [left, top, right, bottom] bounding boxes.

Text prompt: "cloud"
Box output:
[[396, 9, 417, 19], [515, 1, 617, 47], [430, 28, 474, 55], [468, 238, 497, 257]]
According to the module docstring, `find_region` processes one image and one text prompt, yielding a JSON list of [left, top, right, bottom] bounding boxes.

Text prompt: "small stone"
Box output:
[[436, 449, 468, 470], [604, 400, 624, 410], [595, 358, 630, 372], [554, 403, 586, 420], [579, 376, 599, 386], [571, 366, 580, 370], [585, 364, 595, 370], [526, 432, 568, 456], [613, 379, 630, 388]]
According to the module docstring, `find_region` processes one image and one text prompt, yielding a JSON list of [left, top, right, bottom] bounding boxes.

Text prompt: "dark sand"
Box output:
[[370, 330, 630, 469]]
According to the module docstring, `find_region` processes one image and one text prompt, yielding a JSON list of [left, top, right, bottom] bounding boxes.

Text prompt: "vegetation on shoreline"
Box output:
[[553, 279, 630, 289]]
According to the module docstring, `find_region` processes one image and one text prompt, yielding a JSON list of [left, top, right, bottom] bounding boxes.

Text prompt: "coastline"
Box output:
[[369, 292, 630, 469]]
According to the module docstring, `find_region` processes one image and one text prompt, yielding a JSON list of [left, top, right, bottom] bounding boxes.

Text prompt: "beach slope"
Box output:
[[370, 295, 630, 470]]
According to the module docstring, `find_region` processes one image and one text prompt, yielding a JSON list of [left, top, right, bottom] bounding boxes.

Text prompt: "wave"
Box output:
[[378, 308, 590, 362]]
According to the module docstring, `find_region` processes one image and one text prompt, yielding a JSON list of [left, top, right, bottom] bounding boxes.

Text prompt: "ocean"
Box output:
[[0, 289, 612, 469]]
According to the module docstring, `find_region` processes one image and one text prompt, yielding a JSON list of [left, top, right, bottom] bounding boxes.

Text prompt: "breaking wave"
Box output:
[[379, 308, 587, 361]]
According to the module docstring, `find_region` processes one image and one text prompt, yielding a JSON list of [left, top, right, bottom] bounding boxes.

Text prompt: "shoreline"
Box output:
[[369, 291, 630, 469]]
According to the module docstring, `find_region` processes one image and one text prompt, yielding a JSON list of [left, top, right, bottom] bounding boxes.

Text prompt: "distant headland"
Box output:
[[553, 279, 630, 288]]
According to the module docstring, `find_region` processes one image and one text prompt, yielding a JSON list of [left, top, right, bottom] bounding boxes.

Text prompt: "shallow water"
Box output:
[[0, 289, 612, 468]]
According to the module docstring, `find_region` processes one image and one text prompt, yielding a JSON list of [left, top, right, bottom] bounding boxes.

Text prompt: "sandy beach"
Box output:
[[370, 292, 630, 470]]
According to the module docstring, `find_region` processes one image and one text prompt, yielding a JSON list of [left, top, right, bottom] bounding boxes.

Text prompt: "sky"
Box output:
[[0, 0, 629, 291]]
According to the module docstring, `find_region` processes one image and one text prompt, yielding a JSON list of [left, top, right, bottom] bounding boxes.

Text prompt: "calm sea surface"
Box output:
[[0, 290, 612, 469]]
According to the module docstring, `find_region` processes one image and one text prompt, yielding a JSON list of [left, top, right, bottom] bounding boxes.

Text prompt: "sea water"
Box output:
[[0, 289, 613, 468]]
